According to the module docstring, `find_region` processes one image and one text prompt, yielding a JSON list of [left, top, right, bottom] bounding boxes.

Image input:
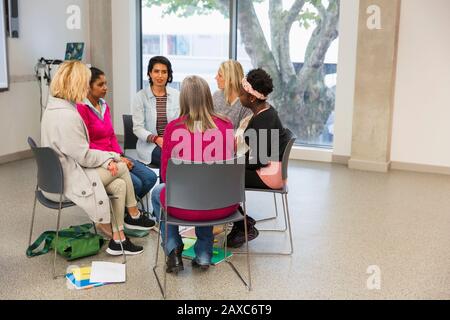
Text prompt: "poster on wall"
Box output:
[[0, 0, 9, 90]]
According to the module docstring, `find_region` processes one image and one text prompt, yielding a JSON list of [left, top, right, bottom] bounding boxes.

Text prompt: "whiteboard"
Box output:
[[0, 0, 8, 90]]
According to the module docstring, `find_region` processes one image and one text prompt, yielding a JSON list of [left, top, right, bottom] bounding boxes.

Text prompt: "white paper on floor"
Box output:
[[90, 262, 126, 283]]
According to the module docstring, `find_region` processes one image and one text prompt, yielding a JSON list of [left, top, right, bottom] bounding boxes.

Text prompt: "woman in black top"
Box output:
[[227, 68, 289, 248]]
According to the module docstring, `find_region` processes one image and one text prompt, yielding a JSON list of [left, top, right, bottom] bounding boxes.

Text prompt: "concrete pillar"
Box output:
[[88, 0, 114, 112], [348, 0, 401, 172]]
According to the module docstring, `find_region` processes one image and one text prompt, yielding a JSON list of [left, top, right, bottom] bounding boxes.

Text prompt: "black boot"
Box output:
[[226, 213, 259, 248], [166, 245, 184, 274]]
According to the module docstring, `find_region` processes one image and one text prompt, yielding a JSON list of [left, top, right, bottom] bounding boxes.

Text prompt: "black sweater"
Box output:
[[244, 106, 289, 171]]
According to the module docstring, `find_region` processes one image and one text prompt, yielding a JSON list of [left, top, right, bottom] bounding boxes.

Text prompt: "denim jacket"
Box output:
[[131, 86, 180, 164]]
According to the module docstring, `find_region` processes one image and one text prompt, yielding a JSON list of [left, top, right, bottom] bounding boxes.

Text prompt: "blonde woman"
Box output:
[[41, 61, 152, 256], [213, 60, 253, 130], [151, 76, 237, 273]]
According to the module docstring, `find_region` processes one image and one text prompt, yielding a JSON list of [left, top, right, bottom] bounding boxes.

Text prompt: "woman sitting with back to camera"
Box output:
[[151, 76, 237, 273]]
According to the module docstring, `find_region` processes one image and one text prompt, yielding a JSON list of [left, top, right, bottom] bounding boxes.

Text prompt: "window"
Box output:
[[237, 0, 339, 148], [167, 35, 190, 56], [142, 35, 161, 55], [140, 1, 230, 92], [139, 0, 340, 148]]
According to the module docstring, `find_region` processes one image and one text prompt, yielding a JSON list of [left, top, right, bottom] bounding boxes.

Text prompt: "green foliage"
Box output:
[[144, 0, 221, 17], [297, 8, 319, 30]]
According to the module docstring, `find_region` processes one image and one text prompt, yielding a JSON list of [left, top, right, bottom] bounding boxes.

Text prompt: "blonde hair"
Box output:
[[50, 61, 91, 103], [180, 76, 225, 133], [219, 60, 244, 105]]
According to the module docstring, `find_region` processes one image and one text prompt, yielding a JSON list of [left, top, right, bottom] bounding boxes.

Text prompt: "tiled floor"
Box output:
[[0, 158, 449, 299]]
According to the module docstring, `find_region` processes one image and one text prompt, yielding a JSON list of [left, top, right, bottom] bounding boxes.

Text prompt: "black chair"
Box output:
[[122, 114, 139, 156], [27, 137, 126, 279], [122, 114, 159, 169], [153, 158, 251, 299], [122, 114, 159, 214], [244, 128, 296, 255]]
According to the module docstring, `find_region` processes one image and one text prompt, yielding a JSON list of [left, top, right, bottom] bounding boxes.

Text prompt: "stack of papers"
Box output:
[[90, 262, 126, 283], [66, 266, 105, 290], [65, 262, 126, 290]]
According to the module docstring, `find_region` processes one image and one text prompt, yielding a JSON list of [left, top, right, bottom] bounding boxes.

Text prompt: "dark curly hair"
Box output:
[[147, 56, 173, 86], [246, 68, 274, 102], [89, 67, 105, 86]]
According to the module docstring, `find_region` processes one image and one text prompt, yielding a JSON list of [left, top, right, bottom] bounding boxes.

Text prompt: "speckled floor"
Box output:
[[0, 158, 449, 300]]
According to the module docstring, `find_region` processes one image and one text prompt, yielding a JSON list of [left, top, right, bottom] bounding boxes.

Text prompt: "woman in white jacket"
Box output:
[[132, 56, 180, 167], [41, 61, 153, 256]]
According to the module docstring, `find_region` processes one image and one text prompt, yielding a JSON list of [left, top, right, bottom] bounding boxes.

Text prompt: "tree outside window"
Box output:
[[143, 0, 339, 147]]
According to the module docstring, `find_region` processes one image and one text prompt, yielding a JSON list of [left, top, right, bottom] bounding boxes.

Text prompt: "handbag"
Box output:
[[26, 224, 105, 261]]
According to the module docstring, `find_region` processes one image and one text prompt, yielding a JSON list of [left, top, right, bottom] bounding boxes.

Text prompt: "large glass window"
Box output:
[[237, 0, 339, 147], [141, 1, 230, 91], [140, 0, 339, 148]]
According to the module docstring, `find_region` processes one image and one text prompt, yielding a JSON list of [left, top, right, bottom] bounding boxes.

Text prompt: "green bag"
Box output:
[[26, 224, 105, 261]]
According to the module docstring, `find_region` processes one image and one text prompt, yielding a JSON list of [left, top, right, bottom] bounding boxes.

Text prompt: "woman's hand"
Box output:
[[107, 160, 119, 177], [155, 137, 164, 148], [121, 157, 134, 171]]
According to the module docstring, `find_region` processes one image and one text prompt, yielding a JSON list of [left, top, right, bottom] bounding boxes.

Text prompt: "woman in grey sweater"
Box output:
[[212, 60, 252, 130], [41, 61, 153, 256]]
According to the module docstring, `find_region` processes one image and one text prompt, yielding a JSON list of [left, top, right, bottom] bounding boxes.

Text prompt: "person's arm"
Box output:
[[55, 110, 119, 169], [131, 92, 155, 143], [245, 116, 271, 171], [160, 122, 173, 184]]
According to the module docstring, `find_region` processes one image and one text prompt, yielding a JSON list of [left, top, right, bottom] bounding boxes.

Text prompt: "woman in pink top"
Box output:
[[151, 76, 237, 273], [77, 67, 157, 235]]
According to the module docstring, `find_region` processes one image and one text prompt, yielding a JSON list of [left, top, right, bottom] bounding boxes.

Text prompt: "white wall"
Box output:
[[0, 0, 89, 157], [111, 0, 137, 136], [391, 0, 450, 167], [332, 0, 360, 158]]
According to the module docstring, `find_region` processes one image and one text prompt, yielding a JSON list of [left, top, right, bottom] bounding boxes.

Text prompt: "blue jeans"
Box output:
[[129, 158, 158, 199], [151, 184, 214, 265]]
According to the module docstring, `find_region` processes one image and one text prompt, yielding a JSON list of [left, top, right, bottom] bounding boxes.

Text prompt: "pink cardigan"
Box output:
[[76, 102, 123, 155], [160, 116, 239, 221]]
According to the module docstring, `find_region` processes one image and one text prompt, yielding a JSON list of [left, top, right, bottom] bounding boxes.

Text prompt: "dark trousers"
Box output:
[[151, 146, 162, 168]]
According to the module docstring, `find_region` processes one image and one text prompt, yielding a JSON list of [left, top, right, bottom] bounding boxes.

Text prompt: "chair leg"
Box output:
[[283, 194, 294, 255], [233, 194, 293, 256], [152, 208, 167, 299], [257, 193, 288, 232], [27, 191, 38, 250], [243, 202, 252, 291], [109, 199, 126, 265], [163, 221, 168, 298], [52, 204, 63, 279], [254, 193, 279, 223], [226, 203, 251, 291]]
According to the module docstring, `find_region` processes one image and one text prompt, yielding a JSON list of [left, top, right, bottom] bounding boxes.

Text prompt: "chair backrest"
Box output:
[[281, 128, 296, 180], [166, 158, 245, 211], [27, 137, 64, 194], [122, 114, 138, 151]]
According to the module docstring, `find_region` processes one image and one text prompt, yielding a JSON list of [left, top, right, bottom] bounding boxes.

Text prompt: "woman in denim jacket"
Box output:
[[132, 56, 180, 167]]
